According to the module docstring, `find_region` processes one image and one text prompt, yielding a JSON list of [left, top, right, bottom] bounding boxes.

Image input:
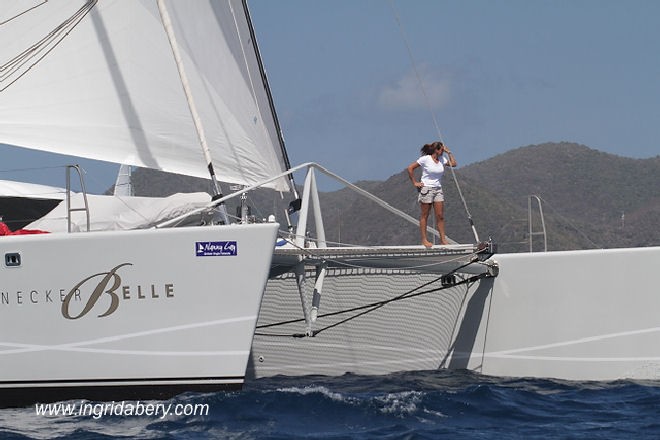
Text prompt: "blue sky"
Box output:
[[2, 0, 658, 193], [249, 0, 659, 187]]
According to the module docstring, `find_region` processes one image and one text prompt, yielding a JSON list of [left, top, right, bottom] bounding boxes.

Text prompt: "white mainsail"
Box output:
[[0, 0, 290, 192]]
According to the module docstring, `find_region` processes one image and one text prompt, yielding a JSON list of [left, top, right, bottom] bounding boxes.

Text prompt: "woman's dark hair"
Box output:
[[420, 141, 443, 155]]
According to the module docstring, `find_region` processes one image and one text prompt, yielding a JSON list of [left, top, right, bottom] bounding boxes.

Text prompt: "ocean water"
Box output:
[[1, 370, 659, 439]]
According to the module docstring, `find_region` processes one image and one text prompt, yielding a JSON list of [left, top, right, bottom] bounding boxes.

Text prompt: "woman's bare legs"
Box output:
[[419, 203, 433, 248], [433, 201, 448, 245]]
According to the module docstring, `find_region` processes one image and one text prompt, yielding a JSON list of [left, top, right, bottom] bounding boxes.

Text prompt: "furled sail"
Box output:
[[0, 0, 290, 192]]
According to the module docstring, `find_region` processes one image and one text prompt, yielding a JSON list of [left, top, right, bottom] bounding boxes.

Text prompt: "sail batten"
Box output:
[[0, 0, 290, 192]]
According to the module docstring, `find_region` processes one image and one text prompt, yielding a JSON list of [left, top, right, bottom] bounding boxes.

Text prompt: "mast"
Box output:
[[156, 0, 229, 223]]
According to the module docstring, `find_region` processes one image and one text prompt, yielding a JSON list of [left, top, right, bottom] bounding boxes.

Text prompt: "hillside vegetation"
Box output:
[[129, 142, 659, 253]]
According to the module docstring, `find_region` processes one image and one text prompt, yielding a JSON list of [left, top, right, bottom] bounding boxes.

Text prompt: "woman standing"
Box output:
[[406, 141, 457, 247]]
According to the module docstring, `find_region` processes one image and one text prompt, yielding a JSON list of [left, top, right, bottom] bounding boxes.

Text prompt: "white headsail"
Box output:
[[0, 0, 291, 192]]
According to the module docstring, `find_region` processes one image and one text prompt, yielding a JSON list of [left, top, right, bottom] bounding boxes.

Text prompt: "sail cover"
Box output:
[[0, 180, 67, 200], [0, 0, 290, 192]]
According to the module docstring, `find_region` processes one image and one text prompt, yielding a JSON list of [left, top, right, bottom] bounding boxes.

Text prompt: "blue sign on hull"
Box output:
[[195, 241, 237, 256]]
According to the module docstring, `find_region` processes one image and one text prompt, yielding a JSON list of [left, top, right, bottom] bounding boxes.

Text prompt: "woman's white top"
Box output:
[[416, 155, 448, 187]]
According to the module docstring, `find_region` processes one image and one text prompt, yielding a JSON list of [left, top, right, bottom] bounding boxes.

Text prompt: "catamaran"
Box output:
[[1, 1, 659, 411]]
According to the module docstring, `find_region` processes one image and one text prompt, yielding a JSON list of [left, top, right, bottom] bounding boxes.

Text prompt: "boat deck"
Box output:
[[271, 241, 498, 276]]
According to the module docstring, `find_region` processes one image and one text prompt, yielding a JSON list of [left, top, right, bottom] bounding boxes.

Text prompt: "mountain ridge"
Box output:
[[129, 142, 659, 252]]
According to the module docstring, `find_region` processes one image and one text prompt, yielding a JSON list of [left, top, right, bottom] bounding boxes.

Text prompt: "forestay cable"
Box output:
[[388, 0, 480, 243]]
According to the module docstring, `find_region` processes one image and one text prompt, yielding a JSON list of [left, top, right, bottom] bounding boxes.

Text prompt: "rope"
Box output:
[[388, 0, 480, 243]]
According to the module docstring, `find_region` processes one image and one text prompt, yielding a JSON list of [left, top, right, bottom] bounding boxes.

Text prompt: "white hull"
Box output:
[[474, 246, 660, 380], [0, 222, 278, 406], [250, 246, 660, 381]]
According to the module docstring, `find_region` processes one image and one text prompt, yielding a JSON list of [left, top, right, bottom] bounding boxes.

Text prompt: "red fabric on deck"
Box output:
[[0, 222, 49, 236]]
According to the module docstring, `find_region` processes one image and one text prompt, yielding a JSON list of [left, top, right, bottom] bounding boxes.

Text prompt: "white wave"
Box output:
[[277, 385, 346, 401], [375, 391, 424, 415]]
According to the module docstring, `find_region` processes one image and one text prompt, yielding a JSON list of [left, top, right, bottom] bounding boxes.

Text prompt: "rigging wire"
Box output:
[[0, 1, 48, 26], [388, 0, 480, 243], [0, 164, 70, 174], [0, 0, 98, 92]]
